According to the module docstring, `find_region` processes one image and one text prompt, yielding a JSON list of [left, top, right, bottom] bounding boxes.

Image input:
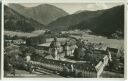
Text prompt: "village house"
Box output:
[[106, 47, 120, 57], [12, 39, 26, 45], [38, 43, 51, 51]]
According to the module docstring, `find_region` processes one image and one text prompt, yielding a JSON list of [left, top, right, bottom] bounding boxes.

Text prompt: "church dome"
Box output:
[[50, 37, 61, 48]]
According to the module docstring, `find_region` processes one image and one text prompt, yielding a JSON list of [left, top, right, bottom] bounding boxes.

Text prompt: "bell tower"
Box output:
[[49, 37, 60, 60], [64, 41, 70, 57]]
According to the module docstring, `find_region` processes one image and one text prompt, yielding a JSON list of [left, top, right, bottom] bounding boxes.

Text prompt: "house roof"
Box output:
[[38, 43, 51, 47], [13, 39, 24, 41], [45, 55, 54, 59], [41, 58, 97, 72], [50, 40, 61, 48], [106, 47, 118, 53], [75, 62, 97, 72]]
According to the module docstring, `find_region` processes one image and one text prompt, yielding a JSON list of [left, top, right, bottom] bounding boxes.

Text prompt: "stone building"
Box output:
[[5, 39, 26, 46], [63, 41, 76, 57], [106, 47, 119, 58], [29, 58, 107, 78], [73, 45, 111, 77], [49, 37, 62, 60]]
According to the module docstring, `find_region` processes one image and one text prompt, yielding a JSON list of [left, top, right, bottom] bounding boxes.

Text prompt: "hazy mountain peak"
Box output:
[[74, 10, 91, 14], [8, 3, 69, 25]]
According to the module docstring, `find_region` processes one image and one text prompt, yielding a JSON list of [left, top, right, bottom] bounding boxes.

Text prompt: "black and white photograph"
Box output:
[[4, 3, 125, 78]]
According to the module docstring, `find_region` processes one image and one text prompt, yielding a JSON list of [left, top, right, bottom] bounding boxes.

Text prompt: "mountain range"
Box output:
[[48, 10, 104, 31], [8, 4, 68, 25], [5, 4, 124, 37], [48, 5, 124, 37], [4, 5, 45, 32]]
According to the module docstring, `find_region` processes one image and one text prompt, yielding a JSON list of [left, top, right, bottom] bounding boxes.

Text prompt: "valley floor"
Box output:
[[71, 34, 124, 49]]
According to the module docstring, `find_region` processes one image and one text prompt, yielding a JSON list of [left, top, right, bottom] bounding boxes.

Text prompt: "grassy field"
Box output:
[[71, 34, 124, 49], [4, 30, 45, 37]]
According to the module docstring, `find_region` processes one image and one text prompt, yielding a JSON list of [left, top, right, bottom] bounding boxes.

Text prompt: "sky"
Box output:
[[19, 3, 122, 14]]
